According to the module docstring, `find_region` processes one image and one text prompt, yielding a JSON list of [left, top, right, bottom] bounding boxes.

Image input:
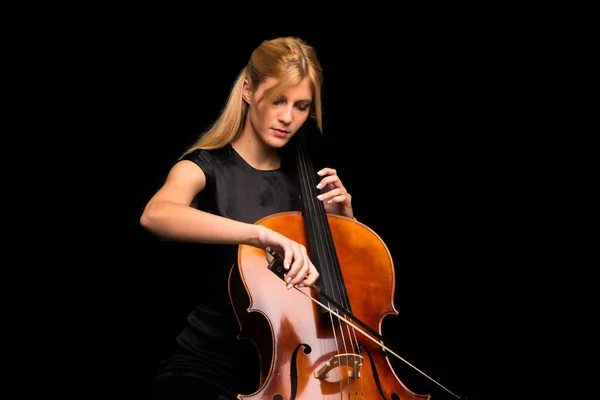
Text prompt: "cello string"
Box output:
[[296, 137, 350, 397], [341, 312, 364, 398], [325, 302, 345, 397], [296, 132, 370, 397], [296, 133, 365, 396], [295, 133, 355, 394]]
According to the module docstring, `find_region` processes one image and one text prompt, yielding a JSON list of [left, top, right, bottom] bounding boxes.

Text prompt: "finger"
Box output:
[[289, 255, 311, 287], [316, 175, 341, 190], [281, 241, 294, 271], [284, 243, 305, 284], [301, 264, 319, 287], [319, 190, 347, 204], [331, 193, 351, 204], [317, 167, 336, 176]]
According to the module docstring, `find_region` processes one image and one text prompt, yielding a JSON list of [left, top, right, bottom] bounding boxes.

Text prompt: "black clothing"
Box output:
[[155, 145, 301, 399]]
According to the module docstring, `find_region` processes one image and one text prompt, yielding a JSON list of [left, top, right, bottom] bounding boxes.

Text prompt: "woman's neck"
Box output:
[[230, 132, 280, 171]]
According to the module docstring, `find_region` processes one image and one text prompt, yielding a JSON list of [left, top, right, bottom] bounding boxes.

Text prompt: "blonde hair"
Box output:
[[182, 37, 323, 156]]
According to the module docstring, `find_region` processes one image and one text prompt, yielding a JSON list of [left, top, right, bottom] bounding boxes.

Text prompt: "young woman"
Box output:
[[140, 36, 355, 399]]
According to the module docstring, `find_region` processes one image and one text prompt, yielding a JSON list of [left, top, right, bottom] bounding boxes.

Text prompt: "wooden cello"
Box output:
[[228, 130, 459, 399]]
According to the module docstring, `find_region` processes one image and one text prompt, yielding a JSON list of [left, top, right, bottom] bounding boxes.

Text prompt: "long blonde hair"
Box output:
[[182, 37, 324, 156]]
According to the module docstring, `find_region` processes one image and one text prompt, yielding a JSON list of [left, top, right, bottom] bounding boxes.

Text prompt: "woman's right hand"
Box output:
[[256, 226, 319, 289]]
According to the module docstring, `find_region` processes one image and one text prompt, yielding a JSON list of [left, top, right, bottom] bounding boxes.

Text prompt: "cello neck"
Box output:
[[293, 128, 351, 311]]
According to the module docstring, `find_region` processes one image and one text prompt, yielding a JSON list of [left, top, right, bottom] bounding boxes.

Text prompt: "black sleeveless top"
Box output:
[[158, 144, 301, 392]]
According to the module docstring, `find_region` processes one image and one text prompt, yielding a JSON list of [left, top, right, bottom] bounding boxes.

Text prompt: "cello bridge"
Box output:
[[314, 354, 364, 379]]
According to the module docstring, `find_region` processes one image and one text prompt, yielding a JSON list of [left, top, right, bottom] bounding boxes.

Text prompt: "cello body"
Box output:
[[229, 211, 431, 400]]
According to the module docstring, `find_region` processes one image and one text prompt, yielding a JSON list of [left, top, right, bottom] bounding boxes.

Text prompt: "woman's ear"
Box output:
[[242, 79, 251, 104]]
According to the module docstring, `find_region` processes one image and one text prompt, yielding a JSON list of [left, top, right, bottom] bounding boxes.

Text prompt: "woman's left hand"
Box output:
[[316, 167, 354, 219]]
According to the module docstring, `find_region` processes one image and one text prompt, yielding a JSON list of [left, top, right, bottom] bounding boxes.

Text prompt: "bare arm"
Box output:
[[140, 159, 319, 288], [140, 160, 263, 246], [140, 160, 268, 246]]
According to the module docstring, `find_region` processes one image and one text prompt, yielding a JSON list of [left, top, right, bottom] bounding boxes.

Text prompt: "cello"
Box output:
[[229, 128, 462, 399]]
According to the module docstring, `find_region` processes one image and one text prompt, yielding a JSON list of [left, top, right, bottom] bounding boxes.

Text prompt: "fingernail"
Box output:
[[286, 277, 291, 283], [287, 284, 293, 289]]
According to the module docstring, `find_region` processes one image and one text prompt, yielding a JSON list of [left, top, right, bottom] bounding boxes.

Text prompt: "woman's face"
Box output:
[[245, 77, 313, 148]]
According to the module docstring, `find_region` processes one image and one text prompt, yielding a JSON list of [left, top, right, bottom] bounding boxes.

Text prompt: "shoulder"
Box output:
[[178, 146, 234, 184], [181, 147, 231, 167]]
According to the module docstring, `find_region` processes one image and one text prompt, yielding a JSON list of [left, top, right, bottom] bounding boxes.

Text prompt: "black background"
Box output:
[[131, 26, 519, 400]]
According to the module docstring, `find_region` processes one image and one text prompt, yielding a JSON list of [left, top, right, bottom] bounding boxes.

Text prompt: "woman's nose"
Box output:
[[278, 106, 293, 124]]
